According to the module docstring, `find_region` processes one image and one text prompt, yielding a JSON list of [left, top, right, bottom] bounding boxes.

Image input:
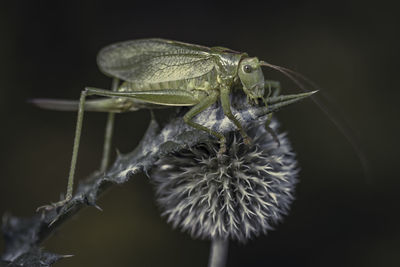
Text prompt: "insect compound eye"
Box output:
[[243, 65, 253, 73]]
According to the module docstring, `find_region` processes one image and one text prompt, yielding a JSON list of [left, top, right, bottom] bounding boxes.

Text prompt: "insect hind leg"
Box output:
[[37, 84, 137, 212]]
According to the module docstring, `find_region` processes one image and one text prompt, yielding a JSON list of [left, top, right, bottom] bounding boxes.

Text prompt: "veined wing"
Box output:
[[97, 39, 218, 84]]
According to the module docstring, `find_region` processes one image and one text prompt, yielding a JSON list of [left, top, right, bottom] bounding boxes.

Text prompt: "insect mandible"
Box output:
[[33, 38, 315, 210]]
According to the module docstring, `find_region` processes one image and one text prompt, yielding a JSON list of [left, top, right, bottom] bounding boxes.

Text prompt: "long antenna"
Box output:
[[260, 61, 370, 181]]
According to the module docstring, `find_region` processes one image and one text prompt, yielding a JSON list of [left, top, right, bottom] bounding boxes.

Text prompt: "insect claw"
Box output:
[[218, 143, 227, 156], [36, 205, 53, 213], [265, 125, 280, 147], [36, 198, 71, 213], [243, 136, 252, 145]]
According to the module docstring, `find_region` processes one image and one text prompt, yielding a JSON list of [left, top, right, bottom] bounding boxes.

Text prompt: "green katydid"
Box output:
[[33, 38, 316, 210]]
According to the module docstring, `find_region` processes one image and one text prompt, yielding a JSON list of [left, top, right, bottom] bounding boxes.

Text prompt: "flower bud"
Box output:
[[151, 120, 298, 242]]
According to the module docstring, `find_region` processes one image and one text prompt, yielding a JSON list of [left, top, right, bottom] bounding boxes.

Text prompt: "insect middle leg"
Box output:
[[220, 86, 251, 145], [92, 88, 227, 153], [100, 78, 119, 173], [85, 88, 229, 152]]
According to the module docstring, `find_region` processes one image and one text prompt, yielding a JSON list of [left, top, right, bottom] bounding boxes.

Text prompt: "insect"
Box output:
[[33, 38, 315, 210]]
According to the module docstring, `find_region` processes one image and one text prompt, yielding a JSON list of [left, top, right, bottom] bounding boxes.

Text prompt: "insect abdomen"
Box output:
[[121, 68, 218, 92]]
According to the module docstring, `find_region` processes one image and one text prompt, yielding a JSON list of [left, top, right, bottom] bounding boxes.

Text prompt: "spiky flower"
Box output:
[[150, 120, 298, 242]]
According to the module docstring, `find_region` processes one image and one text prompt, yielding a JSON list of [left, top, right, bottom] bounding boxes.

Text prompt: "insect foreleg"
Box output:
[[220, 86, 251, 145], [261, 80, 282, 127], [264, 80, 281, 97], [183, 90, 227, 153]]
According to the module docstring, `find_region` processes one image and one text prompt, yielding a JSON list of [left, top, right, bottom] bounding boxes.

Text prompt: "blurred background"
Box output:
[[0, 1, 399, 266]]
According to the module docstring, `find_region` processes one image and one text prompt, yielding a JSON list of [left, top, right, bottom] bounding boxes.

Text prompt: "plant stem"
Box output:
[[208, 238, 228, 267]]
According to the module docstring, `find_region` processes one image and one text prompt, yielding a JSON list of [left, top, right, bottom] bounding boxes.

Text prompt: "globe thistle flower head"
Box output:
[[151, 120, 299, 242]]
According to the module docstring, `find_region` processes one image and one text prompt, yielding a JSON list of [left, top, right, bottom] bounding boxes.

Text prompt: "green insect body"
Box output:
[[34, 38, 314, 210], [95, 39, 268, 114]]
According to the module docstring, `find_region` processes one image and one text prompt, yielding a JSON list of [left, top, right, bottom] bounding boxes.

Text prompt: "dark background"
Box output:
[[0, 1, 399, 266]]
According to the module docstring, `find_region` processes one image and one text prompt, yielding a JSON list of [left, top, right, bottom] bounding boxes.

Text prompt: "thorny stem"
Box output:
[[208, 238, 229, 267], [2, 90, 313, 265], [38, 178, 115, 244]]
